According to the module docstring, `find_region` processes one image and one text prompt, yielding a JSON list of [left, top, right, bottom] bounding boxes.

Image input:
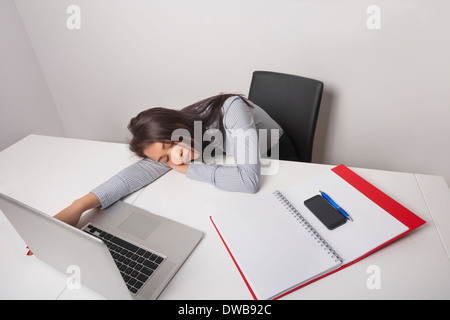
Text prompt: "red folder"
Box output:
[[210, 164, 426, 300]]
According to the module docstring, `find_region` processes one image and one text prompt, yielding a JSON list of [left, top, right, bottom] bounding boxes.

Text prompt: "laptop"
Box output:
[[0, 192, 203, 300]]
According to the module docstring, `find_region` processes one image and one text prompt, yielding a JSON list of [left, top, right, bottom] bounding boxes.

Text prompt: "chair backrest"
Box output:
[[248, 71, 323, 162]]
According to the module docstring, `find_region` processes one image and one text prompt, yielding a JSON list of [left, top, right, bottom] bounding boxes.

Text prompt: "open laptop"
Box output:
[[0, 193, 203, 300]]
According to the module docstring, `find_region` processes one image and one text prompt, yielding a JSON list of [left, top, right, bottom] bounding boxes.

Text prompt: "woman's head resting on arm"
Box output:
[[127, 93, 252, 165], [127, 107, 200, 165]]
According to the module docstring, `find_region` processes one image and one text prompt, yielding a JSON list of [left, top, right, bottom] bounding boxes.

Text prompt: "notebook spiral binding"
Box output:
[[273, 190, 343, 264]]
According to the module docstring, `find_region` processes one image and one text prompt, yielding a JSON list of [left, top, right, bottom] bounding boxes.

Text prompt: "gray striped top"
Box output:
[[91, 96, 283, 208]]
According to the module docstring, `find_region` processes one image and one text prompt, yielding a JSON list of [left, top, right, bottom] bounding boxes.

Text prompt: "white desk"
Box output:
[[1, 135, 450, 299]]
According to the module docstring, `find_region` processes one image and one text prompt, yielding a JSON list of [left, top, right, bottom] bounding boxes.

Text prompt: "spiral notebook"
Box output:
[[210, 165, 426, 300]]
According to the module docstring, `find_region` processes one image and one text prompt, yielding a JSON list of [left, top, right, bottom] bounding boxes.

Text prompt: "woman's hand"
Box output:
[[54, 192, 100, 227], [168, 163, 190, 174]]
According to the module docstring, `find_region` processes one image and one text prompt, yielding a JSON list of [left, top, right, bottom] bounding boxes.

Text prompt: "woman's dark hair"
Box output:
[[128, 93, 252, 158]]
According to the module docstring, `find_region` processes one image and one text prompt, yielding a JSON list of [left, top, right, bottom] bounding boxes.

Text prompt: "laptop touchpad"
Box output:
[[118, 212, 161, 240]]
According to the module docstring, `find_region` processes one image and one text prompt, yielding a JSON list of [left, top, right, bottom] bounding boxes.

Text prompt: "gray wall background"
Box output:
[[1, 0, 449, 184]]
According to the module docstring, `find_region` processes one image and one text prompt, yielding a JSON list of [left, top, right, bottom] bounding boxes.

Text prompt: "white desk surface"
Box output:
[[1, 135, 449, 299]]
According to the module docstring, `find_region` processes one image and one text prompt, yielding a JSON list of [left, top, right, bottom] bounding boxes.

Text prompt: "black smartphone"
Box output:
[[304, 195, 347, 230]]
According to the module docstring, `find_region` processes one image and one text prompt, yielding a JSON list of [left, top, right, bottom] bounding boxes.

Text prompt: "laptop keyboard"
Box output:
[[84, 224, 165, 295]]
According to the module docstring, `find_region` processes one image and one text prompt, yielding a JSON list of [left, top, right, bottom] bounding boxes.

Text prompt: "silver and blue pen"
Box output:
[[319, 190, 353, 222]]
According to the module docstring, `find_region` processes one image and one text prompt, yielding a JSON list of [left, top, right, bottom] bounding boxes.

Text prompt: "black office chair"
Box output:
[[248, 71, 323, 163]]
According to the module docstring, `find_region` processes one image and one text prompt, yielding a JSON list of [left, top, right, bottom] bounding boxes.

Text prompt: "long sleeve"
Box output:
[[91, 157, 171, 208], [186, 97, 260, 193]]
